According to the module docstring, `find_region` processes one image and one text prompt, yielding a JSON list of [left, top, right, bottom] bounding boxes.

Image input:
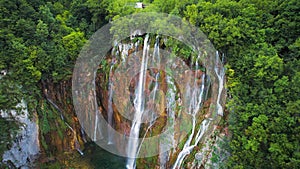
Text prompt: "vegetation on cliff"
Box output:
[[0, 0, 299, 168]]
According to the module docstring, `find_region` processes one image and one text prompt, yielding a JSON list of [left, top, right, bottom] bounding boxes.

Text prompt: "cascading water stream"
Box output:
[[80, 127, 87, 143], [93, 110, 99, 141], [92, 69, 104, 143], [44, 94, 84, 155], [134, 36, 164, 165], [172, 51, 225, 168], [147, 36, 161, 127], [126, 34, 150, 169], [159, 76, 177, 169], [215, 52, 225, 116], [101, 35, 224, 169], [153, 36, 161, 64], [107, 60, 116, 145], [172, 55, 207, 169], [148, 72, 160, 127]]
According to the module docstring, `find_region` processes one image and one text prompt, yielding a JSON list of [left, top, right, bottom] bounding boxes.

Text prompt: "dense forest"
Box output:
[[0, 0, 299, 168]]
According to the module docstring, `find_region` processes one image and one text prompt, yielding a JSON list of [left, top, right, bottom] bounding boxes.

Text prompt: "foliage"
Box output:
[[182, 0, 300, 168], [0, 0, 93, 161], [0, 117, 19, 162], [0, 0, 299, 168]]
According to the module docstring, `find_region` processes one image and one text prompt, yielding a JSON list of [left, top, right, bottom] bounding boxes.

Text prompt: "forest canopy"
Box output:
[[0, 0, 299, 168]]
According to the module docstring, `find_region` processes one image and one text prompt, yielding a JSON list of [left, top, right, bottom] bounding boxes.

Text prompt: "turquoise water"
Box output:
[[83, 142, 126, 169]]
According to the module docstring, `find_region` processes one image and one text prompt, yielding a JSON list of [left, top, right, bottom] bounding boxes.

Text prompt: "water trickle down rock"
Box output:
[[172, 51, 226, 168], [107, 58, 116, 145], [44, 93, 85, 156], [172, 54, 209, 169], [159, 76, 177, 169]]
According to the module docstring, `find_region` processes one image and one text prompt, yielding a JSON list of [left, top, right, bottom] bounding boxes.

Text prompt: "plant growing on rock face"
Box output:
[[207, 137, 230, 169], [132, 36, 144, 44], [98, 59, 110, 89], [0, 0, 298, 168]]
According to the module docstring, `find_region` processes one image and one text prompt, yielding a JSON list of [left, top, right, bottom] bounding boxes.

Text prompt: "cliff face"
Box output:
[[92, 35, 227, 168], [33, 34, 227, 168], [1, 101, 40, 168], [37, 79, 86, 167]]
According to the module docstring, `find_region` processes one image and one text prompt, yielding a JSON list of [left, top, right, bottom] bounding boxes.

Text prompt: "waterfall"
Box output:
[[44, 95, 84, 155], [149, 72, 160, 126], [215, 52, 225, 116], [119, 43, 132, 63], [172, 55, 207, 169], [64, 121, 84, 155], [80, 127, 87, 143], [159, 76, 177, 169], [103, 35, 224, 168], [106, 40, 131, 144], [93, 110, 99, 141], [92, 72, 103, 143], [107, 61, 116, 145], [153, 36, 161, 65], [126, 34, 150, 169], [129, 36, 164, 167], [1, 100, 40, 168], [149, 36, 160, 126]]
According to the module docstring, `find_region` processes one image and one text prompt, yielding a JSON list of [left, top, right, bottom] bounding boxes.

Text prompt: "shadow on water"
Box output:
[[83, 142, 126, 169]]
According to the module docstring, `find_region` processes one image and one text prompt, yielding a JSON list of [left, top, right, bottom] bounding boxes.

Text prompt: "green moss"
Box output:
[[41, 111, 51, 134], [185, 147, 197, 163], [39, 161, 62, 169], [57, 127, 64, 139], [41, 135, 48, 150], [178, 137, 186, 150], [137, 156, 159, 169]]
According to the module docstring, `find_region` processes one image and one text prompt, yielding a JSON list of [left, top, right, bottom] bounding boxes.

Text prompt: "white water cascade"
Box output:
[[1, 100, 40, 168], [107, 60, 116, 145], [159, 75, 177, 169], [215, 52, 225, 116], [149, 36, 160, 126], [105, 35, 224, 168], [126, 34, 150, 169], [172, 55, 207, 169]]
